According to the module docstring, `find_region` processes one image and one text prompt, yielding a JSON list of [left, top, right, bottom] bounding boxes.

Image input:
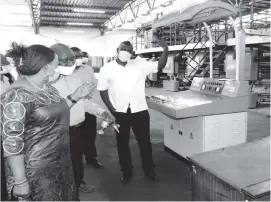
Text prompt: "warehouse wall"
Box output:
[[0, 26, 135, 59], [80, 29, 136, 57], [0, 26, 100, 53]]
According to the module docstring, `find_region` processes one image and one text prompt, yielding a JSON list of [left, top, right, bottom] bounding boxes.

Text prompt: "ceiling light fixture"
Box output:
[[161, 1, 173, 7], [67, 22, 93, 26], [127, 19, 134, 23], [73, 8, 105, 14], [141, 11, 150, 16]]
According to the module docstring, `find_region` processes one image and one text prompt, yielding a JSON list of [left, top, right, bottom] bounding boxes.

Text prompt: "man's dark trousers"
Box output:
[[69, 125, 84, 196], [114, 108, 154, 177], [82, 113, 98, 163]]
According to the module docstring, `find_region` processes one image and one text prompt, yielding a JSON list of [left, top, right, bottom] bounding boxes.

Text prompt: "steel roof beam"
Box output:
[[146, 0, 152, 10], [42, 4, 122, 13], [41, 11, 113, 17], [129, 4, 136, 18], [41, 21, 101, 26], [40, 14, 110, 20], [40, 18, 104, 24], [29, 0, 41, 34], [104, 0, 138, 28], [40, 10, 112, 16]]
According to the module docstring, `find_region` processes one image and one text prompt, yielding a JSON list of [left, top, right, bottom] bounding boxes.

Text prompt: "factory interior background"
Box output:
[[0, 0, 270, 201]]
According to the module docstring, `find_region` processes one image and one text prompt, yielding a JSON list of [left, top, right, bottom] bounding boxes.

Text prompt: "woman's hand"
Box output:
[[101, 111, 115, 123], [13, 181, 30, 198], [72, 82, 96, 101]]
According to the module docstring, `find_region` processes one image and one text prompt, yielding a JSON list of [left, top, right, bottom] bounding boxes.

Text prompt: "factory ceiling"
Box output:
[[0, 0, 269, 34], [30, 0, 133, 33]]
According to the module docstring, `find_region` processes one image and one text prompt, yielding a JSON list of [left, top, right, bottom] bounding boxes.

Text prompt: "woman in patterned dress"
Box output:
[[0, 53, 10, 201], [1, 43, 96, 201]]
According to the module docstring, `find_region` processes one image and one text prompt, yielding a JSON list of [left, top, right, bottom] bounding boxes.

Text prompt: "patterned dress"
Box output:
[[0, 84, 78, 201]]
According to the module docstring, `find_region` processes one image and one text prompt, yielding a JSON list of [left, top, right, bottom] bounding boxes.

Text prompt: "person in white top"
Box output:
[[51, 44, 114, 196], [97, 41, 168, 183], [79, 51, 104, 168]]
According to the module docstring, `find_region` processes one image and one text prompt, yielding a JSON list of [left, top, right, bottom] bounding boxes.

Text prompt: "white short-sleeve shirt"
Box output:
[[53, 67, 104, 126], [97, 57, 158, 113]]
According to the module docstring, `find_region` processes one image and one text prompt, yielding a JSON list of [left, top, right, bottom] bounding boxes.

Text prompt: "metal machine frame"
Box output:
[[144, 0, 258, 159]]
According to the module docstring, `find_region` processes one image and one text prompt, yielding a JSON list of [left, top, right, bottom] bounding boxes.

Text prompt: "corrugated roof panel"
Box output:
[[39, 0, 130, 27], [41, 16, 103, 23], [0, 0, 32, 27], [42, 0, 129, 8], [41, 11, 111, 18], [43, 0, 239, 28]]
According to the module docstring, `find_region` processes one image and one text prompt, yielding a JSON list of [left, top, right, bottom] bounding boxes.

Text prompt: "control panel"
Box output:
[[146, 77, 251, 119], [146, 95, 189, 109], [200, 80, 225, 94]]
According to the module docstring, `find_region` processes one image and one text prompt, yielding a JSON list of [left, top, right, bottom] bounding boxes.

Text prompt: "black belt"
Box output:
[[70, 123, 82, 129]]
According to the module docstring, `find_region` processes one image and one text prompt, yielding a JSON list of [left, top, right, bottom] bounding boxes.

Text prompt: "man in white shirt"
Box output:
[[97, 41, 168, 183], [71, 48, 104, 168], [51, 43, 114, 194]]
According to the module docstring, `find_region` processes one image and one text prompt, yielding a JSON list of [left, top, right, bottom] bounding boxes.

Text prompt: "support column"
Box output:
[[229, 17, 246, 81], [203, 22, 213, 79]]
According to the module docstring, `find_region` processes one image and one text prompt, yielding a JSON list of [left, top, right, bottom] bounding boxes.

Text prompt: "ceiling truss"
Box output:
[[28, 0, 131, 33], [28, 0, 270, 34], [104, 0, 159, 30], [30, 0, 41, 34]]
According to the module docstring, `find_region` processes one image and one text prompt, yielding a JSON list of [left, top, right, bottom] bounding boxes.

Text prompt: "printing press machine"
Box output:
[[142, 0, 263, 159], [146, 77, 250, 158]]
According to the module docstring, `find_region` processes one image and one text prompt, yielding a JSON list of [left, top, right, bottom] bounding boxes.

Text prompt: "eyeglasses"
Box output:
[[119, 48, 133, 54], [75, 55, 83, 59], [58, 59, 75, 66]]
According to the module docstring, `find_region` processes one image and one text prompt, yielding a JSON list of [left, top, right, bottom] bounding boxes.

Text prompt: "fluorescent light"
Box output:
[[67, 22, 93, 26], [141, 11, 150, 16], [73, 8, 105, 14], [161, 1, 173, 7], [63, 30, 84, 33]]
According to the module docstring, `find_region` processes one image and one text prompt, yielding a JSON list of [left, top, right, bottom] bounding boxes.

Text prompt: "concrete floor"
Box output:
[[80, 87, 270, 201]]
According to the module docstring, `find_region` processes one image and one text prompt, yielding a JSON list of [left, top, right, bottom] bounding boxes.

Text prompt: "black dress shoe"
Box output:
[[145, 172, 159, 182], [87, 160, 104, 168]]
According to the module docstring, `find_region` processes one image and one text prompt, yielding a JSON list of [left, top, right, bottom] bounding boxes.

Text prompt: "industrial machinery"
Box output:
[[144, 0, 263, 158], [145, 54, 168, 88], [147, 77, 249, 158], [162, 54, 181, 91]]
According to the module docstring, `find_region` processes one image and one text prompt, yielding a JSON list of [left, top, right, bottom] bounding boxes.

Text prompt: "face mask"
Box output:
[[48, 67, 60, 83], [10, 68, 19, 80], [82, 58, 88, 64], [118, 51, 132, 62], [58, 64, 76, 76], [3, 65, 18, 80], [75, 59, 83, 66], [8, 58, 15, 68]]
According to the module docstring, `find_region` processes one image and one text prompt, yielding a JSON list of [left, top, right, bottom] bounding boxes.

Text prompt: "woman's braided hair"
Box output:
[[6, 42, 55, 76]]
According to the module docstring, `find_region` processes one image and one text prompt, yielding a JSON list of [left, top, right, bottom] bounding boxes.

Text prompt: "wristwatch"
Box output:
[[67, 95, 77, 104]]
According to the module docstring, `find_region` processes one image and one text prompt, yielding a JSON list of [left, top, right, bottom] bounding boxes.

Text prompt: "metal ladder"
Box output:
[[181, 27, 232, 86]]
